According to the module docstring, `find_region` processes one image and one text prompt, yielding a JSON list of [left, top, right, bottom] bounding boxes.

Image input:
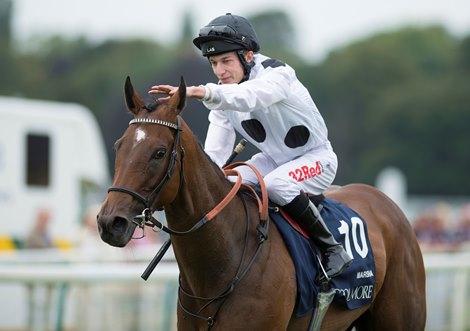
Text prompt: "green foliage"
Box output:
[[0, 0, 12, 45], [298, 25, 469, 195], [248, 10, 303, 64], [458, 35, 470, 71], [1, 7, 468, 195], [8, 36, 177, 115]]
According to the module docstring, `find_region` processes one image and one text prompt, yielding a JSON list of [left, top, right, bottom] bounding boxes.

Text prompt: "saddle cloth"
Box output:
[[271, 198, 376, 317]]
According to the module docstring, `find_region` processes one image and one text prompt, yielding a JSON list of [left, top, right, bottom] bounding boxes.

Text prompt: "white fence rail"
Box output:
[[0, 249, 469, 331], [0, 247, 180, 331], [423, 252, 470, 331]]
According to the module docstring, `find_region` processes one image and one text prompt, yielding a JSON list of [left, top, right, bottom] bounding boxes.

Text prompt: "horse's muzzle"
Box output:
[[97, 213, 134, 247]]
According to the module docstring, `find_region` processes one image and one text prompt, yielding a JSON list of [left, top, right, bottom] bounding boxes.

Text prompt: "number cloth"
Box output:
[[272, 198, 376, 317]]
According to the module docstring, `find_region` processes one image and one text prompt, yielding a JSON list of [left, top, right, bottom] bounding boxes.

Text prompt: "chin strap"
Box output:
[[237, 50, 255, 83]]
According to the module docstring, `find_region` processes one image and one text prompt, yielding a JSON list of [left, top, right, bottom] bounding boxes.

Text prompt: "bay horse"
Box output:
[[97, 77, 426, 331]]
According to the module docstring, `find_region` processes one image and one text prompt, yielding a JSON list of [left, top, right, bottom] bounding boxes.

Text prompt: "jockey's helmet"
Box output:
[[193, 13, 260, 57]]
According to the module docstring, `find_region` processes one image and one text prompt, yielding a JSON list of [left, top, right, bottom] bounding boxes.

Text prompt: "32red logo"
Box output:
[[288, 161, 323, 182]]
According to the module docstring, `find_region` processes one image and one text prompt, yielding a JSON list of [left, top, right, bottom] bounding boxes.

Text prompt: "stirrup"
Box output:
[[324, 249, 353, 278]]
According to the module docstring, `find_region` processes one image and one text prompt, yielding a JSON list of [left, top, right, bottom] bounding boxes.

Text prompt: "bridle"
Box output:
[[106, 115, 270, 330], [108, 116, 185, 217], [107, 115, 249, 238]]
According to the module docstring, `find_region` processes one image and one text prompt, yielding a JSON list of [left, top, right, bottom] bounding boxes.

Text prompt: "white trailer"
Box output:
[[0, 96, 110, 245]]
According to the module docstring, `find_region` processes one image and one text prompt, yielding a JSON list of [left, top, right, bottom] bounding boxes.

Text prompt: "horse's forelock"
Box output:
[[143, 100, 164, 112]]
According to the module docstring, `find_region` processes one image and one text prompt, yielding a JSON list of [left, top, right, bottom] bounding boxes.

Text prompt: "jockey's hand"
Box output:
[[149, 85, 206, 102], [148, 85, 177, 103]]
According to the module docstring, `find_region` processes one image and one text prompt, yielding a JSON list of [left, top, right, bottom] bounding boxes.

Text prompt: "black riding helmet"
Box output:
[[193, 13, 260, 56], [193, 13, 260, 81]]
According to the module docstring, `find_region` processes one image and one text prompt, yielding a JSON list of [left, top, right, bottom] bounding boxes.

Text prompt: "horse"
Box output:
[[97, 76, 426, 331]]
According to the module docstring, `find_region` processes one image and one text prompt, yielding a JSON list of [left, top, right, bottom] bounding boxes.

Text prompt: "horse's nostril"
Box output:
[[112, 216, 128, 234]]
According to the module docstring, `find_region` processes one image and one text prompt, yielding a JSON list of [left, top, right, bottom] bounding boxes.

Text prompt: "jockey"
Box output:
[[149, 13, 352, 279]]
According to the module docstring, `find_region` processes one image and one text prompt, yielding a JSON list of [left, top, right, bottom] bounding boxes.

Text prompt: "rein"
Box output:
[[139, 168, 243, 236]]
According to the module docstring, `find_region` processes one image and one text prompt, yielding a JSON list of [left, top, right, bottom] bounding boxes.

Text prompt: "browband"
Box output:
[[129, 118, 178, 130]]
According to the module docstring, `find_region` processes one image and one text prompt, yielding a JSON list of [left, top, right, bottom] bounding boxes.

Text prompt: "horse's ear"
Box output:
[[177, 76, 187, 112], [169, 76, 186, 115], [124, 76, 145, 115]]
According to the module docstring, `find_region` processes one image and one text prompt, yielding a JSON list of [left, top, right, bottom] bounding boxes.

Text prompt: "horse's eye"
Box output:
[[154, 148, 166, 159]]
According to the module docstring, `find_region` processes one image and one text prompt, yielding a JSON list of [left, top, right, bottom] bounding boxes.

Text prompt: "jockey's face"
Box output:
[[209, 51, 254, 84]]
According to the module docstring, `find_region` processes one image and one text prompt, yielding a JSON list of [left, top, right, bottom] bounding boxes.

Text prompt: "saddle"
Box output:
[[270, 196, 376, 317]]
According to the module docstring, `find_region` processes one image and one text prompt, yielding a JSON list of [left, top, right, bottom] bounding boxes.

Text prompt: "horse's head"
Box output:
[[97, 76, 186, 247]]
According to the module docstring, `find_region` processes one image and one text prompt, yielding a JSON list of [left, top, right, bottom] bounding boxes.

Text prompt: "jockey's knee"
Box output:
[[264, 174, 299, 206]]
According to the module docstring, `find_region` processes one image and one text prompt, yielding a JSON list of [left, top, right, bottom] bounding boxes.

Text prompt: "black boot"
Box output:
[[284, 193, 353, 279]]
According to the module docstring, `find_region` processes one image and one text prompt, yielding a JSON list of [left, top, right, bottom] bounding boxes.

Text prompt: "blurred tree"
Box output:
[[181, 9, 195, 44], [363, 76, 470, 195], [1, 10, 469, 195], [248, 10, 303, 64], [0, 0, 12, 46], [458, 35, 470, 72], [15, 36, 176, 111], [298, 25, 469, 195], [0, 0, 16, 92], [173, 8, 198, 57]]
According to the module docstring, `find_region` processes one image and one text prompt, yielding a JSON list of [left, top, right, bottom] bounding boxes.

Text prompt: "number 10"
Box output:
[[337, 217, 368, 258]]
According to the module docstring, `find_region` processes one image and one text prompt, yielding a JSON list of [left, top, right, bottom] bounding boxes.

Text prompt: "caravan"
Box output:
[[0, 96, 109, 247]]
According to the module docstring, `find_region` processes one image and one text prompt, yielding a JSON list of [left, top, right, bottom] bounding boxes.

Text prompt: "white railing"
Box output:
[[0, 246, 180, 331], [423, 251, 470, 331], [1, 248, 469, 331]]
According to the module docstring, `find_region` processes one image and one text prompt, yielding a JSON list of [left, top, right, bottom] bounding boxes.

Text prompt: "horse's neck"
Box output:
[[165, 156, 249, 291], [166, 159, 242, 251]]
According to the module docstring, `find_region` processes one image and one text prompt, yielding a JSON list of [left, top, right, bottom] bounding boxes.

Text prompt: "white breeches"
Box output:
[[231, 148, 338, 206]]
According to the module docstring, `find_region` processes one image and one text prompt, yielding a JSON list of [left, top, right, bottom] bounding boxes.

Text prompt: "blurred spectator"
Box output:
[[77, 205, 165, 263], [453, 203, 470, 248], [78, 205, 100, 244], [24, 208, 54, 249], [77, 204, 117, 258], [414, 203, 453, 252]]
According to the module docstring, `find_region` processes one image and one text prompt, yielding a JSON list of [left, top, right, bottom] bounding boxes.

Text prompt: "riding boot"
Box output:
[[284, 193, 353, 279]]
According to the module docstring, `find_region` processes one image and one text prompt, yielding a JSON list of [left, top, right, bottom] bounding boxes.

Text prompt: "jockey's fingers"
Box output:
[[148, 85, 175, 95], [156, 96, 171, 102], [148, 89, 168, 95]]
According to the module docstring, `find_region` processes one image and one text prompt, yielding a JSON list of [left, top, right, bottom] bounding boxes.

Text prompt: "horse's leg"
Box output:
[[348, 188, 426, 331], [286, 314, 310, 330], [322, 304, 367, 331], [364, 240, 426, 330]]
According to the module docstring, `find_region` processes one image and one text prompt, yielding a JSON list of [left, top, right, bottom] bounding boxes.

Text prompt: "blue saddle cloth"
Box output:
[[271, 198, 375, 317]]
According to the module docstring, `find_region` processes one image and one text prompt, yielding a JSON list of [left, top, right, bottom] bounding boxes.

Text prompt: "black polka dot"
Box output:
[[241, 119, 266, 143], [284, 126, 310, 148]]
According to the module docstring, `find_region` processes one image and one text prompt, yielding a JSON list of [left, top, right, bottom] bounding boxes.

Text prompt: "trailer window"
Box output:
[[26, 134, 50, 187]]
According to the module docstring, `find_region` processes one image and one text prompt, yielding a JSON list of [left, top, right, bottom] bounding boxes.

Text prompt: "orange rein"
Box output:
[[224, 162, 268, 221], [203, 162, 269, 223], [204, 167, 243, 221]]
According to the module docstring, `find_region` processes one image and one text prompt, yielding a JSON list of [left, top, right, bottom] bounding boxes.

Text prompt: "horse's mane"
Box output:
[[196, 138, 228, 178]]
